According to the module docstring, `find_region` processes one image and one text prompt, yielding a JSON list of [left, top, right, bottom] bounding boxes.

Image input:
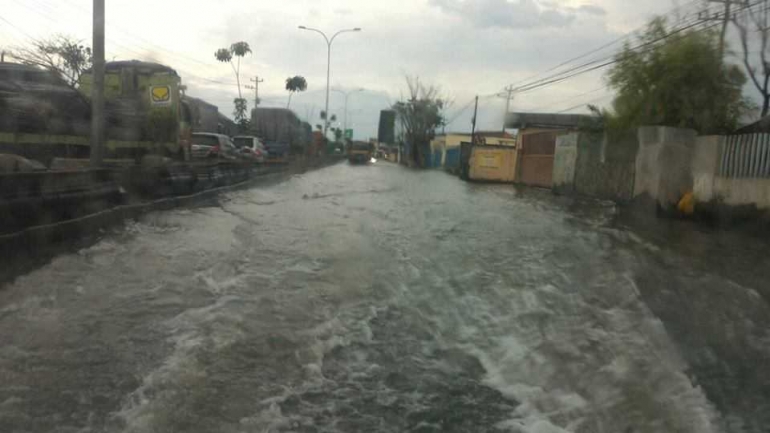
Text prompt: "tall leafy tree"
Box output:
[[733, 1, 770, 117], [285, 76, 308, 109], [605, 17, 751, 134], [392, 76, 446, 166], [11, 35, 92, 88], [215, 42, 252, 126]]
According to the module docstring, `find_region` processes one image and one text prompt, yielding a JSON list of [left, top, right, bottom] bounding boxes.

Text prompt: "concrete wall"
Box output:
[[634, 126, 697, 207], [713, 178, 770, 209], [552, 133, 578, 193], [693, 135, 770, 210], [552, 131, 637, 200], [691, 135, 722, 202], [574, 131, 637, 201]]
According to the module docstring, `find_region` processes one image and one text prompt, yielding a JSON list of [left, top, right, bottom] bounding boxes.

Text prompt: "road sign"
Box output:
[[150, 85, 172, 106], [345, 129, 353, 139]]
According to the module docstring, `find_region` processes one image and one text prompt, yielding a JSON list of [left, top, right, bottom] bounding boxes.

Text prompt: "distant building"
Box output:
[[378, 110, 396, 145], [504, 112, 592, 188], [251, 107, 309, 148], [183, 96, 219, 133], [429, 131, 516, 170]]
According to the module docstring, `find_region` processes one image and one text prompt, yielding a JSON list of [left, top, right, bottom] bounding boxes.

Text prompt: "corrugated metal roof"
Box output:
[[505, 112, 592, 129]]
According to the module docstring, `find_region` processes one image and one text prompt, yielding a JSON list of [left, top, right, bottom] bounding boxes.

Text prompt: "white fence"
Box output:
[[719, 133, 770, 178]]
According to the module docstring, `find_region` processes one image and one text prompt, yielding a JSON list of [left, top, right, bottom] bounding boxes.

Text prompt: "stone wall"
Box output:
[[552, 133, 577, 193], [552, 131, 637, 201], [634, 126, 697, 208], [574, 131, 637, 201]]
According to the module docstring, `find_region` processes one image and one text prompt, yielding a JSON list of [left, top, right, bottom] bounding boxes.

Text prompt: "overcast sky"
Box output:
[[1, 0, 733, 139]]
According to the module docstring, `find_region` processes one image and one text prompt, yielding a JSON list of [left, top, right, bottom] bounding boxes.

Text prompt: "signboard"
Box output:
[[477, 151, 502, 168], [150, 85, 172, 106], [344, 129, 354, 139]]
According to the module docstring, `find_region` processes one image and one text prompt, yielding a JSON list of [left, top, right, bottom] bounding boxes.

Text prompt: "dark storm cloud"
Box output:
[[430, 0, 578, 29]]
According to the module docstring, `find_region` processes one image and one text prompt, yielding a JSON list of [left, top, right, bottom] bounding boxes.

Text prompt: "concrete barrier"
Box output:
[[634, 126, 697, 210]]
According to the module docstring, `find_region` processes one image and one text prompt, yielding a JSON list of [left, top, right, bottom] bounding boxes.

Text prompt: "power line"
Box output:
[[511, 14, 711, 95], [524, 86, 609, 112], [0, 15, 40, 43], [3, 0, 240, 88], [497, 0, 705, 94], [557, 94, 614, 113], [510, 15, 733, 96]]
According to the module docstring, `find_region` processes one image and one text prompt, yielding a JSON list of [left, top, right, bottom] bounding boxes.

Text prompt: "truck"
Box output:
[[347, 140, 374, 164], [78, 60, 193, 161]]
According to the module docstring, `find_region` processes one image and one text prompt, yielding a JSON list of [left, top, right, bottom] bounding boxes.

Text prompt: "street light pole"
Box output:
[[90, 0, 105, 167], [298, 26, 361, 139], [332, 88, 365, 133]]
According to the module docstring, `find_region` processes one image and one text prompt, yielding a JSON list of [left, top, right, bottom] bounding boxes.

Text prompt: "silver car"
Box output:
[[233, 136, 267, 163], [191, 133, 238, 160]]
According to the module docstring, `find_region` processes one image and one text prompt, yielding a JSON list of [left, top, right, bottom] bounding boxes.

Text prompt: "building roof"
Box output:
[[183, 95, 218, 110], [736, 114, 770, 134], [84, 60, 179, 76], [438, 131, 515, 139], [504, 112, 592, 129]]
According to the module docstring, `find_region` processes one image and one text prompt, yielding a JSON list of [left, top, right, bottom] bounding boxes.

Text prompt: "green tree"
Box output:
[[215, 42, 252, 125], [285, 76, 308, 109], [11, 35, 92, 87], [605, 17, 751, 134], [331, 127, 343, 143], [733, 2, 770, 117], [392, 76, 446, 166]]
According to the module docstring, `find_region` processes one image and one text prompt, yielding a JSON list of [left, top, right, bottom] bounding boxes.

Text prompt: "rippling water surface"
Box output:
[[1, 162, 769, 432]]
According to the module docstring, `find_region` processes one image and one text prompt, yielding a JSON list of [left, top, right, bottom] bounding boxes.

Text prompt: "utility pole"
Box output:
[[245, 76, 263, 135], [700, 0, 748, 59], [470, 95, 479, 144], [246, 76, 264, 109], [90, 0, 105, 167], [1, 51, 5, 63], [497, 85, 515, 133]]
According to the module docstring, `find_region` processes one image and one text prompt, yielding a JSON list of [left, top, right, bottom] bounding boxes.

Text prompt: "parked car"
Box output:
[[233, 135, 267, 163], [191, 133, 238, 160], [263, 141, 290, 163]]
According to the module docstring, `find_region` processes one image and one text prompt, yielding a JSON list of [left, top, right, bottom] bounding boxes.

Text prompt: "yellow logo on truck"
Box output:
[[150, 86, 171, 105]]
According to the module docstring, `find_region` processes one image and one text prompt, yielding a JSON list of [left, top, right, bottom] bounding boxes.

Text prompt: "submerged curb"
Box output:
[[0, 159, 341, 255]]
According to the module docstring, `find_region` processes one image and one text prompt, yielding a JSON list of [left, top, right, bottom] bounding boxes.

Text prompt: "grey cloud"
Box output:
[[577, 4, 607, 16], [430, 0, 577, 29]]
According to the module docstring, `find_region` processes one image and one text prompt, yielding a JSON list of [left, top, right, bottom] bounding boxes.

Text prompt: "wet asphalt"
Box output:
[[1, 161, 769, 433]]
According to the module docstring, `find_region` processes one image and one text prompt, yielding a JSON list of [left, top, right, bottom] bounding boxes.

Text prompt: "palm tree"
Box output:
[[215, 41, 252, 126], [285, 76, 308, 109], [215, 42, 252, 99]]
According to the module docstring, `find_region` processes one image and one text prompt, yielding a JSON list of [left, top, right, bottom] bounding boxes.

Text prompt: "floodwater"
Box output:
[[1, 161, 769, 433]]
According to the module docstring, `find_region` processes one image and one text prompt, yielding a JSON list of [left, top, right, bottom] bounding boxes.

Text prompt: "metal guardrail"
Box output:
[[719, 133, 770, 178]]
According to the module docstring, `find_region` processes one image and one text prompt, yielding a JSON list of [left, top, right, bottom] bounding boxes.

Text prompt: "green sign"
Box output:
[[344, 129, 354, 139]]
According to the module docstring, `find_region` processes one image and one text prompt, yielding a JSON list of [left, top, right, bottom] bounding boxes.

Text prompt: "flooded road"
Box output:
[[1, 161, 769, 433]]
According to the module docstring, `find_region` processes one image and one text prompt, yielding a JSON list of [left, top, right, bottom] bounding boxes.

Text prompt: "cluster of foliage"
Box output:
[[392, 76, 447, 166], [733, 2, 770, 117], [215, 42, 252, 130], [285, 76, 308, 108], [602, 17, 753, 134], [11, 35, 92, 88]]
